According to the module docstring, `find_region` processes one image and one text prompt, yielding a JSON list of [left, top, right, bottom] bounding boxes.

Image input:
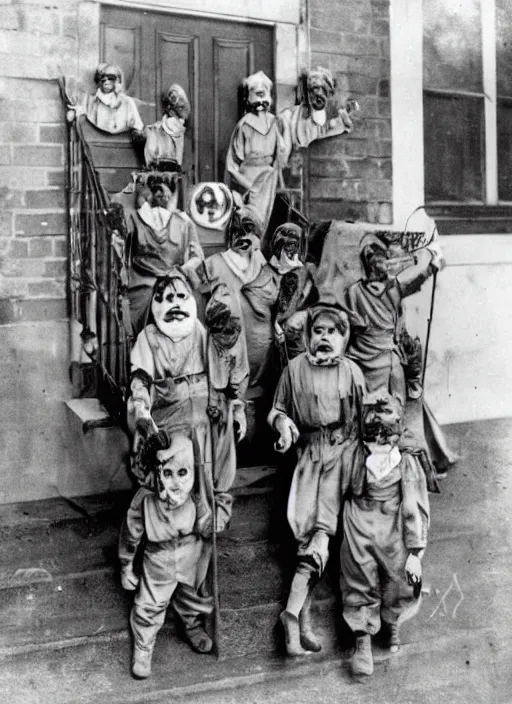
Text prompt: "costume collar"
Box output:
[[162, 115, 186, 138], [269, 253, 303, 275], [365, 444, 402, 483], [242, 111, 275, 135], [137, 201, 172, 231], [221, 247, 265, 284], [95, 89, 122, 109]]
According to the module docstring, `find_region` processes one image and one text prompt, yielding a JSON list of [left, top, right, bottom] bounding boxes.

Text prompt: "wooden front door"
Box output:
[[100, 6, 275, 184]]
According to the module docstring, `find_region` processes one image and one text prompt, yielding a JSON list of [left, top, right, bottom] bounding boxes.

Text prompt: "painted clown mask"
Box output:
[[244, 71, 273, 114], [155, 435, 195, 509], [306, 308, 349, 364], [151, 273, 197, 341]]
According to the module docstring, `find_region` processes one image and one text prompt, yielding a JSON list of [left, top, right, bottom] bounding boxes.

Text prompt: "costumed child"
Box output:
[[119, 433, 214, 679], [340, 394, 429, 677], [267, 303, 366, 656], [66, 62, 143, 134], [127, 267, 245, 527]]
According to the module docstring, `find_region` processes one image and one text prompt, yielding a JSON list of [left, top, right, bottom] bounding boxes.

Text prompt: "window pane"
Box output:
[[424, 93, 484, 202], [498, 100, 512, 200], [423, 0, 482, 92], [496, 0, 512, 96]]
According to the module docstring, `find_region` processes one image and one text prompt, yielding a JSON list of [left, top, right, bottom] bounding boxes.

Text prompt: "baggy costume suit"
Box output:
[[340, 447, 429, 636]]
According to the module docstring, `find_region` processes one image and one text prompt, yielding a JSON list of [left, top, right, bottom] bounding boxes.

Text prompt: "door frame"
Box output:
[[96, 0, 309, 113]]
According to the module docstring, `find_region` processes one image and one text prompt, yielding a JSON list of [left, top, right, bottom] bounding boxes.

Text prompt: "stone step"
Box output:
[[0, 485, 332, 658]]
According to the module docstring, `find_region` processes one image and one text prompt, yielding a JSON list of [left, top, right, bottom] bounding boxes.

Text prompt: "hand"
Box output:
[[121, 567, 139, 591], [405, 554, 422, 587], [331, 108, 353, 131], [274, 321, 285, 346], [135, 415, 159, 440], [274, 415, 299, 454], [233, 403, 247, 443]]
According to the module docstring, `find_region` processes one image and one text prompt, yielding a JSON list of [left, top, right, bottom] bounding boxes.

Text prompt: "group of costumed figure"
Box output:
[[66, 62, 456, 680]]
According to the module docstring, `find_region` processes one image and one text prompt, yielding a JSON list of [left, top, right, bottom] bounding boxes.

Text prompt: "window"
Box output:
[[423, 0, 512, 205]]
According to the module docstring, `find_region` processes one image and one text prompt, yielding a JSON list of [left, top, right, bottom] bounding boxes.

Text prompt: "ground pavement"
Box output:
[[0, 418, 510, 704]]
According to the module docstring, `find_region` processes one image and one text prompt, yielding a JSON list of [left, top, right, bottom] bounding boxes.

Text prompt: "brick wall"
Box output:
[[0, 0, 98, 324], [308, 0, 392, 225]]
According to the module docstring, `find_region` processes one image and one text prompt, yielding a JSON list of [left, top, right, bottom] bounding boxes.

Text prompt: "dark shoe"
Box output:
[[352, 634, 373, 676], [388, 621, 400, 652], [280, 610, 307, 656], [299, 600, 322, 652], [184, 624, 213, 654], [132, 647, 152, 679]]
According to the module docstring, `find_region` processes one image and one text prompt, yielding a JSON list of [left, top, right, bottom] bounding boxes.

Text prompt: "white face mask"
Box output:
[[156, 455, 194, 508], [151, 279, 197, 341], [308, 314, 348, 363]]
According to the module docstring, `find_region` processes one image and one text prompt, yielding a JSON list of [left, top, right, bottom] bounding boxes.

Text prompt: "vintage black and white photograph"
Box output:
[[0, 0, 510, 702]]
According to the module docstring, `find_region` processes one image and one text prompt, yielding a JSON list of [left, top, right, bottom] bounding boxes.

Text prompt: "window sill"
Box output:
[[425, 204, 512, 234]]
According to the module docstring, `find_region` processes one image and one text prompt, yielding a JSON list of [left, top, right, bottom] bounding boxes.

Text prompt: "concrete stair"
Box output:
[[0, 477, 346, 700]]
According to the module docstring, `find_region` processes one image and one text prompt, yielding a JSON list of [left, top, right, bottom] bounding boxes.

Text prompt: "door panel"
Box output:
[[100, 6, 274, 184], [156, 32, 199, 178], [100, 24, 141, 95], [213, 38, 253, 180]]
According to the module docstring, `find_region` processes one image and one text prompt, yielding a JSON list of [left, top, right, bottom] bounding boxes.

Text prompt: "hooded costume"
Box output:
[[119, 434, 215, 678], [344, 233, 436, 403], [224, 71, 287, 232], [140, 84, 190, 169], [279, 66, 352, 163], [268, 305, 366, 656], [124, 175, 203, 334], [127, 269, 234, 531], [339, 395, 430, 676], [269, 222, 319, 364], [198, 211, 280, 397], [78, 63, 143, 134]]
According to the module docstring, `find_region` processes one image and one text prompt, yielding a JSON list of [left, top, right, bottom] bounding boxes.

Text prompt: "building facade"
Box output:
[[0, 0, 510, 504]]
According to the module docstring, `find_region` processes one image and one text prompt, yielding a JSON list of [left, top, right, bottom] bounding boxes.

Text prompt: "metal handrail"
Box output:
[[65, 110, 133, 420]]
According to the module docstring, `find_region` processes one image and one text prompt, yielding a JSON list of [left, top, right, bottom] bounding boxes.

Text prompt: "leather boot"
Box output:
[[352, 634, 373, 676], [280, 610, 307, 656], [299, 593, 322, 652], [184, 624, 213, 654], [132, 646, 153, 679]]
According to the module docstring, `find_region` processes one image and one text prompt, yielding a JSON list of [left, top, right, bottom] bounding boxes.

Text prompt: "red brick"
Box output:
[[43, 259, 67, 277], [310, 178, 368, 201], [53, 237, 67, 257], [309, 199, 369, 222], [25, 189, 66, 210], [1, 258, 46, 277], [46, 170, 66, 187], [9, 239, 29, 258], [0, 166, 47, 189], [0, 212, 13, 237], [0, 122, 38, 143], [39, 124, 67, 143], [28, 237, 53, 258], [309, 157, 351, 179], [0, 298, 68, 323], [12, 145, 63, 167], [311, 29, 380, 57], [28, 280, 66, 298], [366, 179, 392, 200], [14, 212, 66, 237], [0, 187, 23, 209], [0, 146, 11, 165]]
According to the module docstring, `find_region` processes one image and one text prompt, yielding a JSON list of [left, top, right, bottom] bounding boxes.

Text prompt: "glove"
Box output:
[[273, 414, 299, 454], [232, 401, 247, 443], [121, 566, 139, 591], [405, 553, 422, 587]]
